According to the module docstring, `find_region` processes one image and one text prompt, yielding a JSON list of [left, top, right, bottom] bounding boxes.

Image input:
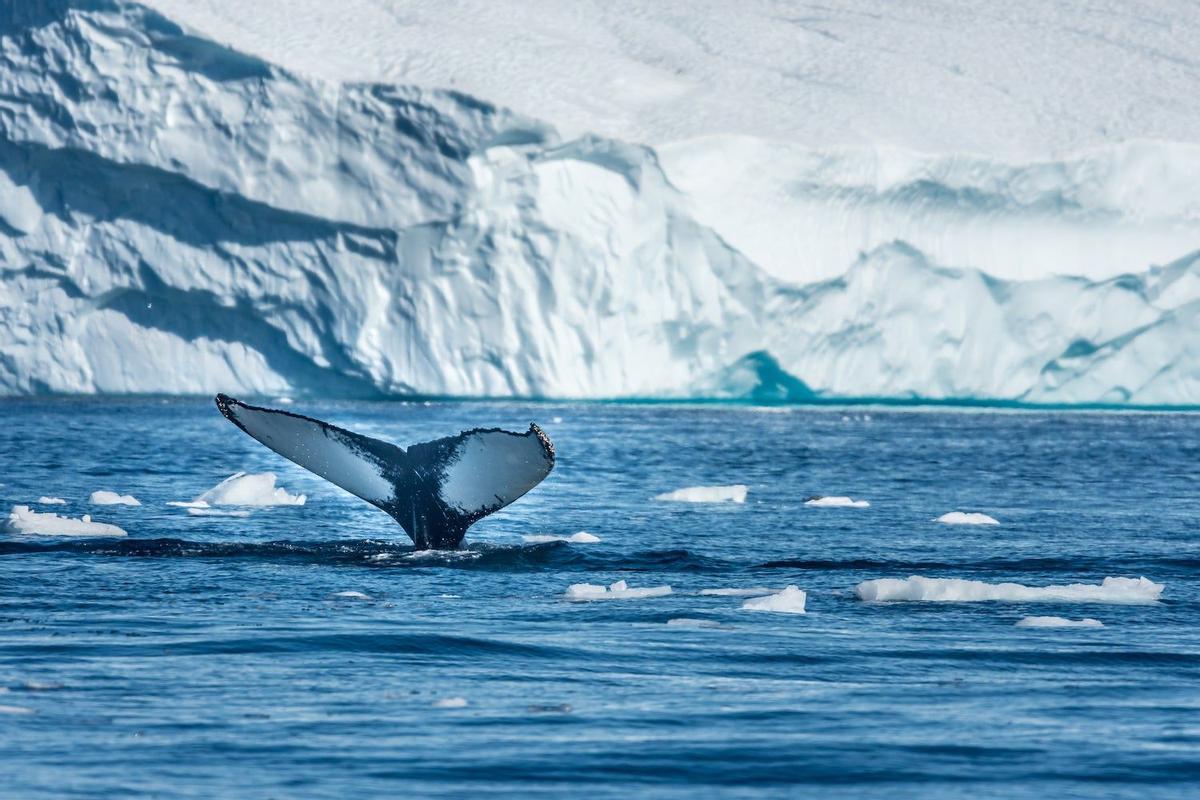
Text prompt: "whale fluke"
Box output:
[[214, 394, 555, 549]]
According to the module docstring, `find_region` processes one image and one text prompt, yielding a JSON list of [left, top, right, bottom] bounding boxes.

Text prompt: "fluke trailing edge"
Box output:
[[214, 395, 555, 549]]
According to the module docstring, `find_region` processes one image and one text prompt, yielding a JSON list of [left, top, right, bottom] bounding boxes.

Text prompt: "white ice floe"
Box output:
[[195, 472, 306, 506], [5, 506, 126, 538], [666, 618, 722, 628], [741, 585, 808, 614], [186, 507, 251, 518], [89, 491, 141, 506], [565, 580, 673, 601], [804, 496, 870, 508], [700, 587, 775, 597], [1016, 616, 1104, 628], [35, 497, 66, 505], [522, 531, 601, 544], [330, 590, 371, 600], [856, 576, 1163, 604], [432, 697, 468, 709], [654, 485, 747, 504], [936, 512, 999, 525], [0, 705, 35, 715]]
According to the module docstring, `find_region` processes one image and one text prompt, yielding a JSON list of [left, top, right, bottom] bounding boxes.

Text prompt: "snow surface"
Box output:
[[1, 2, 1198, 405], [4, 506, 127, 538], [856, 576, 1163, 604], [1016, 616, 1104, 628], [742, 585, 808, 614], [194, 473, 306, 507], [522, 532, 601, 544], [936, 512, 1000, 525], [805, 496, 869, 508], [654, 485, 748, 504], [565, 580, 673, 601], [89, 491, 141, 506]]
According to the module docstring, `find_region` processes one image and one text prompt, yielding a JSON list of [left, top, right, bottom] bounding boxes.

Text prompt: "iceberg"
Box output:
[[856, 576, 1163, 604]]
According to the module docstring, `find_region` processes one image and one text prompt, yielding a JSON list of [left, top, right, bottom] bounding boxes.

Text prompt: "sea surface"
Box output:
[[1, 399, 1198, 798]]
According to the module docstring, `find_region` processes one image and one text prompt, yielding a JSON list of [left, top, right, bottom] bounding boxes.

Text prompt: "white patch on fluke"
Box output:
[[565, 580, 673, 601], [195, 472, 305, 507], [1016, 616, 1104, 628], [654, 485, 747, 503], [436, 429, 551, 515], [804, 496, 870, 508], [856, 576, 1163, 604], [936, 512, 999, 525], [741, 585, 808, 614], [5, 506, 126, 537], [90, 491, 141, 506]]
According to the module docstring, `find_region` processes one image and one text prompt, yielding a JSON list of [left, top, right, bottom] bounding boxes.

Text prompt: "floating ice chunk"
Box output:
[[331, 590, 371, 600], [565, 580, 673, 601], [196, 472, 306, 506], [432, 697, 468, 708], [856, 576, 1162, 604], [700, 587, 775, 596], [741, 585, 808, 614], [936, 511, 999, 525], [5, 506, 126, 538], [804, 496, 870, 508], [36, 497, 66, 505], [666, 618, 722, 628], [654, 485, 747, 503], [522, 531, 601, 544], [90, 490, 141, 506], [551, 416, 564, 424], [187, 507, 251, 517], [1016, 616, 1104, 628], [0, 705, 34, 715]]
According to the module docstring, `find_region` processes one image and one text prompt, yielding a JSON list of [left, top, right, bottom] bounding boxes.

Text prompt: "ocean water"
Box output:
[[1, 399, 1198, 798]]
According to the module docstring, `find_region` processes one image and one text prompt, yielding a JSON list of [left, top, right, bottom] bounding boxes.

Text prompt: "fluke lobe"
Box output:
[[215, 394, 555, 549]]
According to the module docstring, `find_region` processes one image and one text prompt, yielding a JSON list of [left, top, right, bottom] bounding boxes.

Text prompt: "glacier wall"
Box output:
[[1, 1, 1199, 404]]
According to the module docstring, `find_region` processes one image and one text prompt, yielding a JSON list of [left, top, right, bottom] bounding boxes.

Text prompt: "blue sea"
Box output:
[[1, 399, 1198, 798]]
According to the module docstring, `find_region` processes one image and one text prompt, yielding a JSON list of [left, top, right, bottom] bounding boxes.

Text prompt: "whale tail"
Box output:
[[214, 394, 555, 549]]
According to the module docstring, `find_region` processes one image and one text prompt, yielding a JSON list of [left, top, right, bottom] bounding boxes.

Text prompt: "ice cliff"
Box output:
[[1, 1, 1198, 404]]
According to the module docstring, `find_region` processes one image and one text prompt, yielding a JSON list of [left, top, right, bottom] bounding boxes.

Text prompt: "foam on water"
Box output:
[[195, 472, 306, 507], [804, 496, 870, 508], [936, 512, 999, 525], [522, 531, 601, 544], [90, 491, 141, 506], [741, 585, 808, 614], [654, 485, 748, 504], [1016, 616, 1105, 628], [4, 506, 127, 538], [856, 576, 1163, 603], [565, 580, 673, 601]]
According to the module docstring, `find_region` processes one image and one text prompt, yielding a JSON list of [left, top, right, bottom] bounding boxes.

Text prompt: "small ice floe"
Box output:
[[90, 490, 141, 506], [565, 580, 673, 601], [804, 496, 869, 508], [700, 587, 774, 597], [936, 511, 999, 525], [1016, 616, 1104, 628], [522, 531, 601, 544], [654, 485, 748, 504], [551, 416, 564, 424], [187, 472, 306, 507], [187, 507, 251, 518], [666, 618, 723, 628], [0, 705, 34, 715], [856, 576, 1163, 604], [741, 585, 808, 614], [330, 590, 372, 601], [5, 506, 126, 538], [35, 497, 66, 505], [432, 697, 468, 708]]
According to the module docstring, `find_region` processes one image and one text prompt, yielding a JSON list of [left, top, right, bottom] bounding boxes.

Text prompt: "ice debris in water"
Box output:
[[0, 705, 35, 715], [432, 697, 468, 709], [741, 585, 808, 614], [666, 618, 723, 628], [330, 591, 371, 600], [175, 472, 305, 508], [856, 576, 1162, 604], [90, 490, 141, 506], [654, 485, 747, 503], [700, 587, 775, 597], [5, 506, 126, 538], [522, 531, 601, 544], [804, 496, 870, 508], [565, 580, 673, 601], [936, 511, 999, 525], [1016, 616, 1104, 628], [36, 497, 66, 505]]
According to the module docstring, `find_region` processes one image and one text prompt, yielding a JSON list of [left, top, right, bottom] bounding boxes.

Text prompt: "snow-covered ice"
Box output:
[[194, 473, 306, 507], [741, 586, 808, 614], [5, 506, 127, 538], [522, 532, 601, 544], [856, 576, 1162, 604], [804, 496, 869, 508], [35, 497, 65, 505], [936, 512, 1000, 525], [1016, 616, 1104, 628], [654, 485, 747, 504], [89, 491, 141, 506], [565, 580, 673, 601]]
